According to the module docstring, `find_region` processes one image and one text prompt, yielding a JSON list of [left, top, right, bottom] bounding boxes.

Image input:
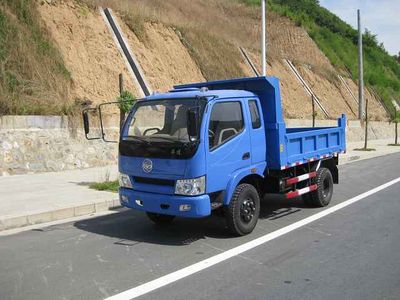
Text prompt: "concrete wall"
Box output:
[[0, 116, 396, 176]]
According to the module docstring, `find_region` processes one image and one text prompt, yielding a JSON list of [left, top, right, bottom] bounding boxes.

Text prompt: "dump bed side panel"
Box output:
[[283, 115, 346, 168]]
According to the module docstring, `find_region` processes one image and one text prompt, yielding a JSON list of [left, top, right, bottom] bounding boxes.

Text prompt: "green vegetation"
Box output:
[[118, 90, 136, 113], [90, 180, 119, 192], [239, 0, 400, 117], [122, 12, 148, 43], [0, 0, 72, 115]]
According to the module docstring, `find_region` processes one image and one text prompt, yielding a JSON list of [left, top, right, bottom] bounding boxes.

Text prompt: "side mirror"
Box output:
[[82, 111, 90, 135], [82, 108, 102, 140], [187, 109, 198, 140]]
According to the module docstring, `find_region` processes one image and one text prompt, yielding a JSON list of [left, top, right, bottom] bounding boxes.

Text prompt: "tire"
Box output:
[[146, 212, 175, 225], [308, 167, 333, 207], [302, 193, 313, 206], [225, 183, 260, 236]]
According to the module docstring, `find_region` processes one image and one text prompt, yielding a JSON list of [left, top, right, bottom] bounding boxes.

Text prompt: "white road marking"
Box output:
[[106, 177, 400, 300]]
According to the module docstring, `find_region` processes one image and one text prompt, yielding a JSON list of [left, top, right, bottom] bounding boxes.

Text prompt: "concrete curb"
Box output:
[[0, 199, 121, 231]]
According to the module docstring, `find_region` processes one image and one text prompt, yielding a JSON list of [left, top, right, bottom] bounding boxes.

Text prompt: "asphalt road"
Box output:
[[1, 153, 400, 300]]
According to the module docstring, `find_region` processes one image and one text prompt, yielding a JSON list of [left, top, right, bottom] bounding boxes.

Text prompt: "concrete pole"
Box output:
[[357, 9, 365, 120], [261, 0, 266, 76]]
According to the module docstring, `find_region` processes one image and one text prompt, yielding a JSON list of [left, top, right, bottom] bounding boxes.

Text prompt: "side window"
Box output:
[[208, 102, 244, 150], [248, 100, 261, 129]]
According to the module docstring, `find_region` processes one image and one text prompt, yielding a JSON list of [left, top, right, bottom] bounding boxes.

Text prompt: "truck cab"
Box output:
[[85, 77, 346, 235]]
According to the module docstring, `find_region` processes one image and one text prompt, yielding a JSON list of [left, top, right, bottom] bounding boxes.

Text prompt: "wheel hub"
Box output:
[[240, 198, 256, 223]]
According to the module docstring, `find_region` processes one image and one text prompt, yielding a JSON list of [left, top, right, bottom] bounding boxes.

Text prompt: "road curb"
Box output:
[[0, 199, 121, 232]]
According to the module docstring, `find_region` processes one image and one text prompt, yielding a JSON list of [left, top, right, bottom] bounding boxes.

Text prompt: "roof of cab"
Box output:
[[144, 88, 256, 101], [143, 76, 277, 101]]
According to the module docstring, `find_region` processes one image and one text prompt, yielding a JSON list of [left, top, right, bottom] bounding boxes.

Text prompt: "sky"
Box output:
[[319, 0, 400, 55]]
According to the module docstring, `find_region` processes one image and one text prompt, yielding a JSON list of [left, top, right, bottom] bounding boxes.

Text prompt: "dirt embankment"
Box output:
[[266, 12, 333, 72], [37, 1, 139, 103], [342, 78, 388, 121], [116, 20, 205, 92], [240, 13, 387, 121], [37, 0, 388, 121]]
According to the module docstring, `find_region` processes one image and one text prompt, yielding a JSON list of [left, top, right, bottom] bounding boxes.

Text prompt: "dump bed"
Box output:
[[176, 76, 346, 170]]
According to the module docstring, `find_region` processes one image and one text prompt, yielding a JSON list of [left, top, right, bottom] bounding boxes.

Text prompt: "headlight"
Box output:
[[119, 173, 133, 189], [175, 176, 205, 196]]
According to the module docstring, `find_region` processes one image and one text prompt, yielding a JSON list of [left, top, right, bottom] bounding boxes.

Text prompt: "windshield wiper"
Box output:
[[146, 136, 183, 144], [124, 136, 151, 145]]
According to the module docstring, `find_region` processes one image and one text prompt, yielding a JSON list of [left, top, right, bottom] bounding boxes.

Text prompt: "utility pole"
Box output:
[[357, 9, 365, 120], [261, 0, 266, 76]]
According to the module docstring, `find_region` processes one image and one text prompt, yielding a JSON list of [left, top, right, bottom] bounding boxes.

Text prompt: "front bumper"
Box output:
[[119, 188, 211, 218]]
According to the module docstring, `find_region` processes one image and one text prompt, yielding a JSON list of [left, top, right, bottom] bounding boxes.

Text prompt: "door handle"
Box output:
[[242, 152, 250, 160]]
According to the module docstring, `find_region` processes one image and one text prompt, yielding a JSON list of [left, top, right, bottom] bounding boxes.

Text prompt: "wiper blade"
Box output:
[[149, 136, 183, 144], [124, 136, 150, 145]]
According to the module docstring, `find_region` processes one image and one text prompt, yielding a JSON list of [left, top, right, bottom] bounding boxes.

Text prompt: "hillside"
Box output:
[[242, 0, 400, 118], [0, 0, 72, 115], [0, 0, 393, 121]]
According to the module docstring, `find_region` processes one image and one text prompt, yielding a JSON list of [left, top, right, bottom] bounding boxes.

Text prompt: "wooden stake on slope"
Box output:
[[364, 97, 369, 149], [119, 73, 125, 133], [312, 94, 316, 127], [395, 110, 398, 145]]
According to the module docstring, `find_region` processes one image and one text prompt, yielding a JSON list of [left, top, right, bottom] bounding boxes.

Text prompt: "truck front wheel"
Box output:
[[306, 167, 333, 207], [225, 183, 260, 236], [146, 212, 175, 225]]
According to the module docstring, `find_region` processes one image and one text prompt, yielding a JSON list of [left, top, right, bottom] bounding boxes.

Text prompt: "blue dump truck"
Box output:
[[84, 76, 346, 235]]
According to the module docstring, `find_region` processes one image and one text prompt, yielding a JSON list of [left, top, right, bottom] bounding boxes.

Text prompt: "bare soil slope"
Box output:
[[343, 78, 388, 121], [117, 20, 205, 92], [37, 0, 388, 121], [37, 1, 139, 103]]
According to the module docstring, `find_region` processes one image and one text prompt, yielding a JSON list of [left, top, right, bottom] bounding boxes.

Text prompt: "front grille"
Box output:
[[133, 176, 175, 186]]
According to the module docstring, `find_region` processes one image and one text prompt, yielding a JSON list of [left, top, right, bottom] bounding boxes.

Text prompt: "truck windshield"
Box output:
[[120, 98, 206, 159], [124, 98, 205, 142]]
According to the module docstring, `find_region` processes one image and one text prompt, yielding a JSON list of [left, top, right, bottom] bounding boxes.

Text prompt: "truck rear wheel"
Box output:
[[306, 167, 333, 207], [225, 183, 260, 236], [146, 212, 175, 225]]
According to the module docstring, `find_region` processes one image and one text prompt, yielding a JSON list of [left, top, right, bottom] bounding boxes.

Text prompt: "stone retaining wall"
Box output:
[[0, 116, 396, 176], [0, 116, 118, 176]]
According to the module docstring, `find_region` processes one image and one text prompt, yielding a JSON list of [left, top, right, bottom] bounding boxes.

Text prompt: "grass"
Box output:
[[238, 0, 400, 119], [90, 180, 119, 192], [122, 11, 148, 43], [0, 0, 73, 115]]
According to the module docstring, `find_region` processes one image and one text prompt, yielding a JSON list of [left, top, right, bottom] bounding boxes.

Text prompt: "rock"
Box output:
[[2, 141, 12, 151]]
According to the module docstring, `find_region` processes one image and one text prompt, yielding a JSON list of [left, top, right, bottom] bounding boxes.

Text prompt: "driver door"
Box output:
[[206, 100, 251, 193]]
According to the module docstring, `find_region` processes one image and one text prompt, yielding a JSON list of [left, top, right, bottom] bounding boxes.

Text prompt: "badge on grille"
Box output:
[[142, 159, 153, 173]]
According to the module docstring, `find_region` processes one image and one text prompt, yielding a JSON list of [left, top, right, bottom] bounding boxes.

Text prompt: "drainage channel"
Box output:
[[100, 7, 151, 97], [338, 74, 359, 105], [239, 47, 260, 77], [284, 59, 331, 119]]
